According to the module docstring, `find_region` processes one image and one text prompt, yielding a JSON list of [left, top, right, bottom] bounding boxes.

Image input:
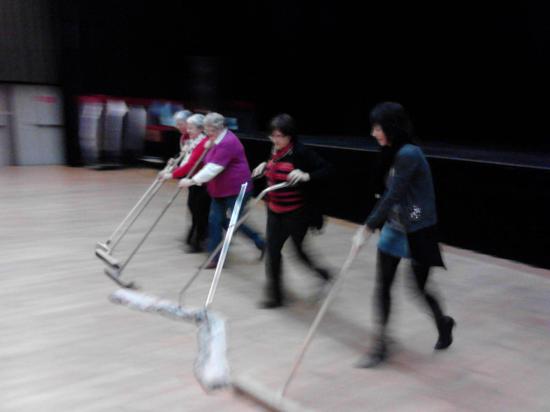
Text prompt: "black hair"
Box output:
[[269, 113, 297, 141], [369, 102, 415, 196], [369, 102, 414, 148]]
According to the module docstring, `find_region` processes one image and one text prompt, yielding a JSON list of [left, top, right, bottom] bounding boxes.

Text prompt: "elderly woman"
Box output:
[[252, 114, 332, 308], [178, 112, 264, 267], [173, 110, 192, 155], [162, 114, 211, 252], [354, 102, 455, 368]]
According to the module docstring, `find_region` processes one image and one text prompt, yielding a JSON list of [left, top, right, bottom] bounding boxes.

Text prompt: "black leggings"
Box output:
[[265, 209, 329, 302], [375, 250, 445, 337], [186, 186, 210, 248]]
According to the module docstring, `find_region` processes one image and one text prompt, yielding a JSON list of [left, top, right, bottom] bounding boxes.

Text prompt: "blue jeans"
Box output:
[[207, 193, 265, 256]]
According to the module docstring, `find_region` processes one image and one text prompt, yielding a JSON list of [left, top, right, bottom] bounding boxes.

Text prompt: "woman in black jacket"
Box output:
[[253, 114, 332, 308], [355, 102, 455, 368]]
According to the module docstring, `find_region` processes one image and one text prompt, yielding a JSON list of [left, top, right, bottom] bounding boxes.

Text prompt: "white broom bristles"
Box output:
[[109, 288, 200, 322], [109, 288, 231, 391], [195, 313, 231, 391]]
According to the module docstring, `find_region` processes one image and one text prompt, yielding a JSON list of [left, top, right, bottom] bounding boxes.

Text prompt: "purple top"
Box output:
[[204, 130, 252, 198]]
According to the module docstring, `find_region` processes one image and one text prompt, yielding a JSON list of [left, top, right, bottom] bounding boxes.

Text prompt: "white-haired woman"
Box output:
[[162, 113, 211, 252], [178, 112, 264, 267], [173, 110, 192, 153]]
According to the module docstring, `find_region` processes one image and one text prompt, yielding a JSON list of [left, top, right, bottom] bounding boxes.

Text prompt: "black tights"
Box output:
[[265, 209, 329, 302], [375, 250, 445, 338], [186, 186, 210, 248]]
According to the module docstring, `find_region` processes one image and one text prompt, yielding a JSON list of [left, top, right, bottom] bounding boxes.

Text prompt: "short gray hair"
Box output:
[[204, 112, 225, 130], [186, 113, 205, 129], [173, 110, 192, 123]]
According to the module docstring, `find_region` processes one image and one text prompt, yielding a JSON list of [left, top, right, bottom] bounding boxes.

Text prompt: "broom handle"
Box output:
[[109, 178, 164, 252], [117, 146, 210, 273], [205, 182, 248, 307], [107, 153, 182, 249], [178, 181, 290, 305], [278, 233, 370, 399], [203, 181, 289, 267]]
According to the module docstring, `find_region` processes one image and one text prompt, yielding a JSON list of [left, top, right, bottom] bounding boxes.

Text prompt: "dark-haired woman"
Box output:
[[253, 114, 332, 309], [355, 102, 455, 368]]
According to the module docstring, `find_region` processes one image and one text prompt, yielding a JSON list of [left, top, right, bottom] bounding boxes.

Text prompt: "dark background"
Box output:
[[2, 0, 549, 268], [56, 1, 549, 152]]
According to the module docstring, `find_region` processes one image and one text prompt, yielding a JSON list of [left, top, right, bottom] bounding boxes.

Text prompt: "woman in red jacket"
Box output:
[[252, 114, 332, 308], [161, 114, 211, 252]]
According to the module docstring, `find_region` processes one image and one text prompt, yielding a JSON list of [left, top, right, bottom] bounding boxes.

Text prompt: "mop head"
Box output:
[[194, 312, 230, 391], [109, 288, 201, 322], [109, 288, 231, 391]]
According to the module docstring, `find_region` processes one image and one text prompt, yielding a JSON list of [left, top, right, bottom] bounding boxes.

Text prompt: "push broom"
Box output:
[[176, 181, 290, 306], [109, 183, 249, 391], [95, 148, 209, 288], [232, 227, 372, 411], [96, 151, 185, 254]]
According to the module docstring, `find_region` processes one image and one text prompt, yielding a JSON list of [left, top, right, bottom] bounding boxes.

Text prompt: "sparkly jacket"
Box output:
[[366, 144, 438, 233]]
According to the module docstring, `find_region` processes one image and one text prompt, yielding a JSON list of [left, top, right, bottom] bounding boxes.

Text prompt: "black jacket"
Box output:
[[267, 141, 332, 229]]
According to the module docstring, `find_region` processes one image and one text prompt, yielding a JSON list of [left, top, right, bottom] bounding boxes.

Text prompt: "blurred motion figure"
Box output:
[[161, 114, 211, 252], [253, 114, 332, 308], [355, 102, 455, 368]]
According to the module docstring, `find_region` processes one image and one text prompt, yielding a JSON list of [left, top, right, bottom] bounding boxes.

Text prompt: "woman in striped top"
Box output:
[[252, 114, 332, 309]]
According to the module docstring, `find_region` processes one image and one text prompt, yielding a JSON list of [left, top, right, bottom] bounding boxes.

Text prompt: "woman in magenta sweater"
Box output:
[[178, 112, 264, 267]]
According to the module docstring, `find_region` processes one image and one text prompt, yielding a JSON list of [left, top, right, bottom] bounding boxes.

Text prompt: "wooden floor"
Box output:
[[1, 166, 549, 412]]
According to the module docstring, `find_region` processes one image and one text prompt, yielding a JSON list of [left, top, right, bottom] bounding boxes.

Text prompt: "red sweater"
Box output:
[[265, 143, 305, 213], [172, 136, 209, 179]]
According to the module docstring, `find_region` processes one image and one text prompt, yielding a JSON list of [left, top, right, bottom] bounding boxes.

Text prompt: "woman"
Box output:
[[161, 113, 211, 252], [355, 102, 455, 368], [253, 114, 332, 309], [173, 110, 192, 155], [179, 112, 264, 268]]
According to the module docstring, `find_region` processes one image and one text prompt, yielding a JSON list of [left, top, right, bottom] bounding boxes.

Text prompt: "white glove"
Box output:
[[287, 169, 310, 185], [159, 171, 173, 181], [252, 162, 267, 178], [352, 225, 372, 249], [178, 178, 196, 188]]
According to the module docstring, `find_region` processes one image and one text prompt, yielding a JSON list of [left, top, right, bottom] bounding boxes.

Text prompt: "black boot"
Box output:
[[258, 299, 284, 309], [185, 243, 203, 253], [315, 267, 332, 282], [435, 316, 456, 350], [259, 286, 284, 309], [355, 339, 387, 368]]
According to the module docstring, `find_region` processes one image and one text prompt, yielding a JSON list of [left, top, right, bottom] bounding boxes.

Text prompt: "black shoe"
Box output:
[[185, 245, 203, 254], [256, 242, 266, 260], [204, 260, 218, 270], [355, 353, 386, 368], [355, 343, 388, 368], [435, 316, 456, 350], [315, 268, 332, 282], [258, 299, 284, 309]]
